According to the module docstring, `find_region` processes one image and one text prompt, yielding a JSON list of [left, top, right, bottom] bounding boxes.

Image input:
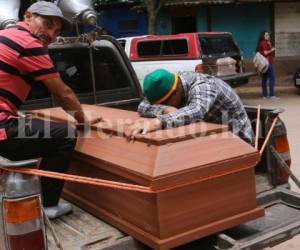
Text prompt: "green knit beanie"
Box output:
[[143, 69, 176, 104]]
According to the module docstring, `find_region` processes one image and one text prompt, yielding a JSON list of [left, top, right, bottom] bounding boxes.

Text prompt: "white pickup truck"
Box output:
[[117, 33, 256, 89]]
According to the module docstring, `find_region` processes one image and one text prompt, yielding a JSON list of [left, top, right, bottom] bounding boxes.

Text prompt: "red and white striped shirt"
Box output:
[[0, 21, 59, 121]]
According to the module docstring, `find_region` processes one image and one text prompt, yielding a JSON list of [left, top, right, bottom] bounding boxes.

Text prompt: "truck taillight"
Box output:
[[3, 196, 46, 250], [274, 135, 291, 184]]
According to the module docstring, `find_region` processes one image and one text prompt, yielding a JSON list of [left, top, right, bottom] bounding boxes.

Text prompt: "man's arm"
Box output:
[[138, 98, 169, 117], [124, 83, 218, 139], [20, 46, 100, 125], [124, 101, 177, 139], [261, 42, 275, 56], [43, 77, 100, 124], [156, 83, 218, 128], [263, 47, 275, 56]]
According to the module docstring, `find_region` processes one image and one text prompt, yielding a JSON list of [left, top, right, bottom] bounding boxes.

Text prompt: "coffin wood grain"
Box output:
[[73, 130, 259, 188], [33, 105, 264, 249], [63, 167, 263, 249]]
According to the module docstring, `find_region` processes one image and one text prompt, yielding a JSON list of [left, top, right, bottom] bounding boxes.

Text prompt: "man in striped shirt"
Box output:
[[0, 1, 101, 218], [124, 69, 254, 144]]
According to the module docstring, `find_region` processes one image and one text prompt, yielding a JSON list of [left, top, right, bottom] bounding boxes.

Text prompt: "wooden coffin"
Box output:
[[203, 57, 237, 77], [33, 105, 264, 250]]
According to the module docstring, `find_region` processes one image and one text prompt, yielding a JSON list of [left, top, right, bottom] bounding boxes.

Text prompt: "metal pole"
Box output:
[[255, 105, 261, 150], [270, 145, 300, 189], [42, 207, 64, 250]]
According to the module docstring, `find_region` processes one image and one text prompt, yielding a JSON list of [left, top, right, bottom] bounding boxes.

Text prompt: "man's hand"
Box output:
[[163, 106, 178, 114], [124, 118, 162, 140]]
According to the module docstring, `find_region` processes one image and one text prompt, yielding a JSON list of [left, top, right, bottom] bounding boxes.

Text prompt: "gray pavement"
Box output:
[[235, 84, 298, 97]]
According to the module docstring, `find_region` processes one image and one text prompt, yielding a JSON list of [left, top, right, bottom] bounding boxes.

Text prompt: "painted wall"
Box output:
[[210, 4, 270, 58], [98, 4, 271, 58], [98, 7, 148, 38], [156, 7, 207, 34], [197, 7, 207, 32], [156, 10, 172, 35], [275, 2, 300, 56], [155, 4, 270, 58]]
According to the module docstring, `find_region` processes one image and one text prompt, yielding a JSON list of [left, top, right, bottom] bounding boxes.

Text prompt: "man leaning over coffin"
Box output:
[[124, 69, 254, 145]]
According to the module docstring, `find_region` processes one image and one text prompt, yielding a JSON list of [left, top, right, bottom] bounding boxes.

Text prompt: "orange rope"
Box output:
[[259, 116, 278, 156], [255, 105, 261, 150], [1, 167, 152, 193], [1, 164, 255, 193]]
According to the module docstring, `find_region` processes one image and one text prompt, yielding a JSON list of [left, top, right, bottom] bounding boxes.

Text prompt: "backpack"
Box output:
[[253, 52, 269, 74]]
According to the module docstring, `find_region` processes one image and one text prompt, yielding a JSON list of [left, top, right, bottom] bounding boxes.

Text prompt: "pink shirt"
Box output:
[[259, 40, 274, 64], [0, 22, 59, 121]]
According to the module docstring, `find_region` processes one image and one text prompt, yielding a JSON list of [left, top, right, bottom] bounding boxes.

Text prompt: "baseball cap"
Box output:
[[143, 69, 178, 104], [27, 1, 72, 32]]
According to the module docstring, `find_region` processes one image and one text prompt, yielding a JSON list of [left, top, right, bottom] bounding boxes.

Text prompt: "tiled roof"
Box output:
[[163, 0, 274, 6], [96, 0, 275, 8], [165, 0, 234, 6]]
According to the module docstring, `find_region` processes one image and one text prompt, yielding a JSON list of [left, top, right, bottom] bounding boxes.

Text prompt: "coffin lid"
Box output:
[[33, 104, 229, 145], [33, 105, 260, 187]]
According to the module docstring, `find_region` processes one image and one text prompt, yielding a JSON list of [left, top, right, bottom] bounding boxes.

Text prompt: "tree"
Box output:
[[144, 0, 167, 35], [96, 0, 167, 35]]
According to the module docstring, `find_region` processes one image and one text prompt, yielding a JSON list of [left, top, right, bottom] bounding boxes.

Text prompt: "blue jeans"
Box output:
[[262, 63, 276, 97]]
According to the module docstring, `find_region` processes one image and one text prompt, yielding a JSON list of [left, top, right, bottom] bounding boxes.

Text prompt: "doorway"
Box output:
[[172, 16, 197, 34]]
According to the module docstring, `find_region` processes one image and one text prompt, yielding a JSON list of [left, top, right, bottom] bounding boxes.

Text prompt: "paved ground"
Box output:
[[236, 85, 300, 249]]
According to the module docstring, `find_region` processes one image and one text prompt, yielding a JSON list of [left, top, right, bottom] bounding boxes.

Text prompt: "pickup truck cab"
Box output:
[[1, 35, 300, 250], [117, 33, 256, 88]]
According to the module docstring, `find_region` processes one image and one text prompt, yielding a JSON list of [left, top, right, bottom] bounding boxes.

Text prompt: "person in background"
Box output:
[[256, 31, 279, 100]]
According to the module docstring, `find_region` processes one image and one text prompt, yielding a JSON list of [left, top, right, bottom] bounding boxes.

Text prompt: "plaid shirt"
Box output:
[[138, 71, 254, 144]]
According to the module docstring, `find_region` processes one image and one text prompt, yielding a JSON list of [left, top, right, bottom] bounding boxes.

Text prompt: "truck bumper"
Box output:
[[220, 72, 257, 87]]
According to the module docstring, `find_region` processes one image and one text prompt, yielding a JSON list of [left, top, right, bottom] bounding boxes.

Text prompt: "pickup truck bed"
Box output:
[[46, 182, 300, 250], [47, 183, 300, 250], [21, 36, 300, 250], [45, 105, 300, 250]]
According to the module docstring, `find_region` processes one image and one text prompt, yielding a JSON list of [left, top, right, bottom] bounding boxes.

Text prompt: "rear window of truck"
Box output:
[[198, 35, 240, 57], [137, 39, 188, 57], [50, 47, 131, 93]]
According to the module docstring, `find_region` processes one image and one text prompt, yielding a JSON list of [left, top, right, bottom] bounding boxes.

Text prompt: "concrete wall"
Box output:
[[155, 4, 271, 58], [275, 2, 300, 57], [210, 4, 270, 59]]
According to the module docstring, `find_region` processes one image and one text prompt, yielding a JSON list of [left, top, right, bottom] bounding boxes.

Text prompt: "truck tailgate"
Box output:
[[47, 188, 300, 250], [220, 72, 256, 82]]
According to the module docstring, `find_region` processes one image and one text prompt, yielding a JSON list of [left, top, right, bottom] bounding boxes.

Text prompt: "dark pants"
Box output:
[[0, 118, 77, 207], [262, 63, 276, 97]]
